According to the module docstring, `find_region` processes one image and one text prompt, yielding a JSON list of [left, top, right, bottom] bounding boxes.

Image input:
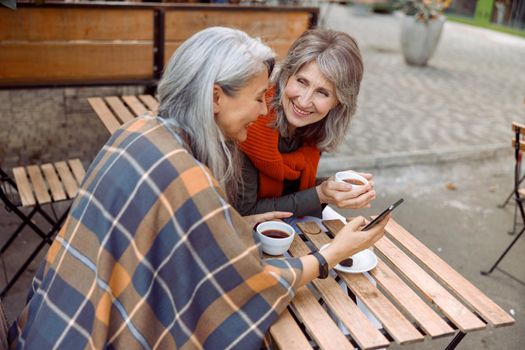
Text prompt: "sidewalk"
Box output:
[[319, 6, 525, 172], [318, 8, 525, 348]]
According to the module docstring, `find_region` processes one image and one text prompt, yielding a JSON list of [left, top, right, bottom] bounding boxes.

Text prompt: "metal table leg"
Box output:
[[445, 331, 466, 350]]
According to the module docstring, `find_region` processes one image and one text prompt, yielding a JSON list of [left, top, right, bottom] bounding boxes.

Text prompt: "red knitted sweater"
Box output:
[[239, 91, 321, 198]]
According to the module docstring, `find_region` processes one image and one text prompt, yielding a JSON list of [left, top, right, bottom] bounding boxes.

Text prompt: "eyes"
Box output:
[[295, 77, 330, 97]]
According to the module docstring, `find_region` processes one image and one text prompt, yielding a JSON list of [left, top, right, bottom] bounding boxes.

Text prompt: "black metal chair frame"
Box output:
[[482, 124, 525, 275], [0, 168, 69, 298], [498, 162, 525, 235]]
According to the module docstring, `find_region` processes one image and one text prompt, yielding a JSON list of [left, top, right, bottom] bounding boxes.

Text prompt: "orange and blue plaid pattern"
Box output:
[[9, 116, 303, 349]]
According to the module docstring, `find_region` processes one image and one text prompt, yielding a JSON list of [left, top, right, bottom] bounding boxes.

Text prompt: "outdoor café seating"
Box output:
[[0, 159, 85, 297], [88, 99, 516, 349]]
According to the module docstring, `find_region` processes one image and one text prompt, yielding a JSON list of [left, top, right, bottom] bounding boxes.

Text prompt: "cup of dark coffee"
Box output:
[[334, 171, 369, 190], [256, 221, 295, 256]]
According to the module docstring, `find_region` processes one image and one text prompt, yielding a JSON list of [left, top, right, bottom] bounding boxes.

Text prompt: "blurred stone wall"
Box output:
[[0, 86, 144, 169]]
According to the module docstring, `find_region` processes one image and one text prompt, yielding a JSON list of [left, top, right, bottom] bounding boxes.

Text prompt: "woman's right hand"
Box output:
[[297, 215, 389, 286], [324, 215, 389, 265]]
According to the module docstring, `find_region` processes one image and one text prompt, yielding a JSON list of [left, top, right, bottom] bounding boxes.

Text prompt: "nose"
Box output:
[[297, 89, 313, 107]]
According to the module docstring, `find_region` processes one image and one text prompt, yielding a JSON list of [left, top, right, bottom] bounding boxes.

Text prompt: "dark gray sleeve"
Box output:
[[235, 154, 324, 218]]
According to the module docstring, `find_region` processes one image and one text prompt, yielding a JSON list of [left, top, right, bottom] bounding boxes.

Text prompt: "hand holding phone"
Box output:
[[362, 198, 404, 231]]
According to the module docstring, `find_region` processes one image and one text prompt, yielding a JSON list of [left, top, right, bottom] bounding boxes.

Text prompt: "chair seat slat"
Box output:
[[11, 167, 35, 207], [26, 165, 51, 205], [138, 95, 158, 112], [88, 97, 121, 134], [67, 159, 86, 186], [54, 161, 79, 199], [40, 163, 67, 202], [105, 96, 134, 124], [122, 95, 149, 116]]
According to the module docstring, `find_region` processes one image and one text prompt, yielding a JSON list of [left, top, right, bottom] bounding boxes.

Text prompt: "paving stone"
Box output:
[[320, 7, 525, 171]]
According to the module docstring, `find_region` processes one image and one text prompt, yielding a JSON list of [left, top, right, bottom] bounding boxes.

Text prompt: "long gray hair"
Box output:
[[272, 28, 363, 152], [157, 27, 275, 201]]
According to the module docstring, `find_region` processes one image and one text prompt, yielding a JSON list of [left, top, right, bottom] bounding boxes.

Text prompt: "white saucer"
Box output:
[[320, 244, 378, 273]]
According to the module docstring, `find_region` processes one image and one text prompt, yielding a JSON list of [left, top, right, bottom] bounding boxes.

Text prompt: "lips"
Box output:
[[291, 101, 312, 117]]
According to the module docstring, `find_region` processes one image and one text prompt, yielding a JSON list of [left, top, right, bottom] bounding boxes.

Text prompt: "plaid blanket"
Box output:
[[9, 116, 303, 349]]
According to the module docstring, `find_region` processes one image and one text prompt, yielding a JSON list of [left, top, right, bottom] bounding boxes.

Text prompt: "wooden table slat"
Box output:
[[40, 163, 67, 202], [122, 95, 149, 116], [12, 167, 35, 207], [372, 259, 455, 338], [54, 161, 79, 199], [375, 236, 486, 332], [304, 228, 424, 345], [270, 309, 313, 350], [385, 219, 515, 327], [26, 165, 51, 205], [289, 233, 390, 349], [105, 96, 134, 124], [67, 159, 86, 186], [87, 97, 121, 134], [138, 94, 159, 111], [321, 219, 455, 338], [291, 286, 355, 350]]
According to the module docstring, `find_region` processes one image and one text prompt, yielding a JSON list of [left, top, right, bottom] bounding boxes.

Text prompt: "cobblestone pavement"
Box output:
[[319, 6, 525, 172]]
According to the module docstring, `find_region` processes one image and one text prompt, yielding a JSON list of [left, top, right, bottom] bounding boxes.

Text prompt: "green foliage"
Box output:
[[395, 0, 450, 22], [447, 14, 525, 39]]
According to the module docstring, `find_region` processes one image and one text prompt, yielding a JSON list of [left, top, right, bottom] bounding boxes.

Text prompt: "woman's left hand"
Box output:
[[316, 172, 376, 209], [243, 211, 293, 229]]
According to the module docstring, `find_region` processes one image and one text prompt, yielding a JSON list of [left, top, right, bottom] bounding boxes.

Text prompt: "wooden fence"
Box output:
[[0, 1, 318, 88]]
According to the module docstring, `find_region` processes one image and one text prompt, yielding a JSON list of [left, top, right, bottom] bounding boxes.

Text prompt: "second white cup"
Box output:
[[334, 171, 369, 190]]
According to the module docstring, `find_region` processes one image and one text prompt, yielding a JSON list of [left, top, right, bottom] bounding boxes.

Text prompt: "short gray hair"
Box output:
[[273, 28, 363, 152], [157, 27, 275, 200]]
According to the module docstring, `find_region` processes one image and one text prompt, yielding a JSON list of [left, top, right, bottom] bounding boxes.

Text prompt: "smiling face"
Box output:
[[214, 69, 269, 142], [282, 60, 339, 132]]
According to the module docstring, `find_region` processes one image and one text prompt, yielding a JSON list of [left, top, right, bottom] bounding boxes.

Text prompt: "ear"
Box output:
[[213, 84, 223, 115]]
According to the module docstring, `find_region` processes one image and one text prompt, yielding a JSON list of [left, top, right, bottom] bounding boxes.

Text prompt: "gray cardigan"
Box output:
[[235, 136, 324, 217]]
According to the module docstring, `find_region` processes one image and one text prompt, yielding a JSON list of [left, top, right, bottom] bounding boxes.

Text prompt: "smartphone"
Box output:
[[362, 198, 404, 230]]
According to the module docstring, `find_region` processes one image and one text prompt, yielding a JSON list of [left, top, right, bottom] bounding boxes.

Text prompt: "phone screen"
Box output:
[[362, 198, 404, 230]]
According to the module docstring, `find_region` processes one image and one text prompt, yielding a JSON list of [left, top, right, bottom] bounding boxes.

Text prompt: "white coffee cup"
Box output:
[[334, 171, 369, 189], [256, 221, 295, 256]]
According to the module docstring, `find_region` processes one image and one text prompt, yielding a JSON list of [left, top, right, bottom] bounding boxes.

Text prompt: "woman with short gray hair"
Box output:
[[237, 28, 376, 218]]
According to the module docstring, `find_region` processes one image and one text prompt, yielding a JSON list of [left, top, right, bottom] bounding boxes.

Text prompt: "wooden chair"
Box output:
[[482, 122, 525, 275], [88, 95, 158, 135], [0, 159, 85, 297]]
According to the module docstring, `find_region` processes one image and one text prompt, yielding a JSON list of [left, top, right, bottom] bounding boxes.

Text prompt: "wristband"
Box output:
[[309, 251, 329, 279]]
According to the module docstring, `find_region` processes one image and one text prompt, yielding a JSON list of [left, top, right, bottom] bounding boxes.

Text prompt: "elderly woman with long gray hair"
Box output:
[[236, 28, 376, 219], [7, 27, 388, 349]]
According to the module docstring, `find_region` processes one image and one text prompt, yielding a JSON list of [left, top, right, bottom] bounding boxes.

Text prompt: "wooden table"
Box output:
[[88, 97, 516, 349], [269, 219, 515, 349]]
